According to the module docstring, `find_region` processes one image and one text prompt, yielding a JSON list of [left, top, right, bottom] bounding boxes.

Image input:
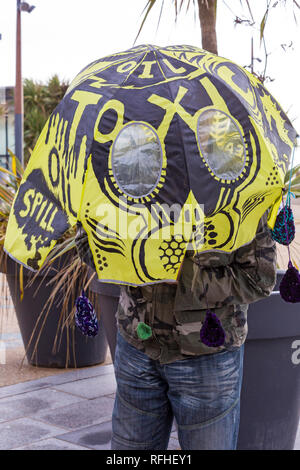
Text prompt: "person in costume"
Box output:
[[110, 211, 277, 450], [5, 44, 295, 450]]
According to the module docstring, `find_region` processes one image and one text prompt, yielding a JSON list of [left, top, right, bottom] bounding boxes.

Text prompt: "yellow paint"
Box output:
[[94, 99, 124, 143], [138, 61, 156, 78], [163, 59, 186, 74], [4, 45, 297, 284]]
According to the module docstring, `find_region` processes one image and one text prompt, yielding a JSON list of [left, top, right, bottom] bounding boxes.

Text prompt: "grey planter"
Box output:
[[237, 270, 300, 450], [5, 255, 108, 368], [88, 270, 120, 363]]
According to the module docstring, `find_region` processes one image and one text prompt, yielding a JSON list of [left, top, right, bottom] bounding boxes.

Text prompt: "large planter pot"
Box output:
[[5, 254, 108, 368], [237, 270, 300, 450], [88, 268, 120, 363]]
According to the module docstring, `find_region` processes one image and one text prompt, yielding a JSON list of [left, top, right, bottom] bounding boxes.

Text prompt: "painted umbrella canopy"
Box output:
[[4, 45, 297, 285]]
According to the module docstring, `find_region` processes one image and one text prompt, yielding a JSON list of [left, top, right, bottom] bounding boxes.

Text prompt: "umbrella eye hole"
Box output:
[[111, 122, 163, 198], [197, 109, 246, 180]]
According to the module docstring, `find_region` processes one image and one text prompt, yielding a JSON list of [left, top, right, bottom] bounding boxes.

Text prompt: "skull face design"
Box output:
[[5, 45, 296, 285]]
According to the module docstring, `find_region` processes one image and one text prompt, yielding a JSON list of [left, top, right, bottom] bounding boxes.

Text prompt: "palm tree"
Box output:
[[0, 104, 8, 118], [136, 0, 215, 53], [44, 75, 69, 115], [138, 0, 299, 60], [197, 0, 217, 54], [23, 75, 69, 164]]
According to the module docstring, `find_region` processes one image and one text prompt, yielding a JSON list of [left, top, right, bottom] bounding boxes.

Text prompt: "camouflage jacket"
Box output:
[[117, 213, 277, 364]]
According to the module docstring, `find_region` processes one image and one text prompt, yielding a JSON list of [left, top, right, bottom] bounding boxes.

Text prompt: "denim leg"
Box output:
[[164, 346, 244, 450], [111, 333, 173, 450]]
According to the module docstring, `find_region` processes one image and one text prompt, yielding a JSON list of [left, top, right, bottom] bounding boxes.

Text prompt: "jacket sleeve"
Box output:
[[174, 212, 277, 311]]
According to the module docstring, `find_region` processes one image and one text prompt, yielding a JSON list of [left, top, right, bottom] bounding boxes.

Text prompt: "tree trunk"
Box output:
[[198, 0, 218, 55]]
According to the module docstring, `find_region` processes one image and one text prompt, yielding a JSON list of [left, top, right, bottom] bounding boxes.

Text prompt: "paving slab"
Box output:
[[0, 417, 67, 450], [0, 388, 85, 423], [35, 396, 115, 430], [51, 373, 117, 399], [58, 419, 179, 451], [14, 438, 90, 450], [0, 378, 48, 400], [58, 420, 113, 450], [0, 364, 114, 400], [36, 364, 115, 387]]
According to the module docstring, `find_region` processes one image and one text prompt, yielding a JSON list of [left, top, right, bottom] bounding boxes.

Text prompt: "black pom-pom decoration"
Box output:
[[200, 310, 225, 347], [279, 261, 300, 303], [75, 290, 99, 336]]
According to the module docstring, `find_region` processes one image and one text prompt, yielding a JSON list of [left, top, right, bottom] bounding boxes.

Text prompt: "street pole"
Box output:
[[14, 1, 35, 168], [15, 0, 23, 166], [5, 112, 9, 169]]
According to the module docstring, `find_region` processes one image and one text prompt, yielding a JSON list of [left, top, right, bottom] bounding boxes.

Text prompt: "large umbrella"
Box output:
[[4, 45, 297, 285]]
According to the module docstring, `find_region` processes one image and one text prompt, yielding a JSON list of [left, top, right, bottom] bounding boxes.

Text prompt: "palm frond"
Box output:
[[156, 0, 165, 33], [134, 0, 159, 44], [0, 185, 14, 205], [0, 166, 16, 179], [8, 149, 24, 179], [284, 163, 300, 183]]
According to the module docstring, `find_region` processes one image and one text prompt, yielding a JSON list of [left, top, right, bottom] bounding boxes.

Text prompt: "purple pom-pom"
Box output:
[[75, 290, 99, 336], [200, 310, 225, 347], [279, 261, 300, 303]]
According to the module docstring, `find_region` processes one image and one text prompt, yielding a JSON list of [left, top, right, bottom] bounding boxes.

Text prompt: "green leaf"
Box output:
[[45, 236, 77, 264], [0, 166, 15, 179], [284, 163, 300, 184], [156, 0, 165, 33], [134, 0, 158, 45], [0, 186, 14, 204], [7, 149, 24, 178], [290, 175, 300, 186], [260, 10, 268, 44], [288, 183, 300, 191]]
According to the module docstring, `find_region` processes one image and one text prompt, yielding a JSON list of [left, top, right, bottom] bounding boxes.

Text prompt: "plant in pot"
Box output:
[[0, 155, 108, 368]]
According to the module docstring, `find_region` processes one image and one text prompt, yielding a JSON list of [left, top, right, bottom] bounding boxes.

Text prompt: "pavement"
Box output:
[[0, 363, 181, 450], [0, 362, 299, 450]]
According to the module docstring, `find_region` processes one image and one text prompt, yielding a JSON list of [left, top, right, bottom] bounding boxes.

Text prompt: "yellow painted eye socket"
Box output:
[[197, 109, 246, 180], [111, 122, 163, 198]]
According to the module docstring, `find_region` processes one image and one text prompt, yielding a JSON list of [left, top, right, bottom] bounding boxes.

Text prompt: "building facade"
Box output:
[[0, 86, 14, 170]]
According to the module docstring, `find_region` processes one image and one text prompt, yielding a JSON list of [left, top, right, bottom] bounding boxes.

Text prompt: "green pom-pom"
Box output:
[[136, 322, 152, 340]]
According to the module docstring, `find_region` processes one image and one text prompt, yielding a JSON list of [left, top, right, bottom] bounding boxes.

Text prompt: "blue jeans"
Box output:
[[111, 332, 244, 450]]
